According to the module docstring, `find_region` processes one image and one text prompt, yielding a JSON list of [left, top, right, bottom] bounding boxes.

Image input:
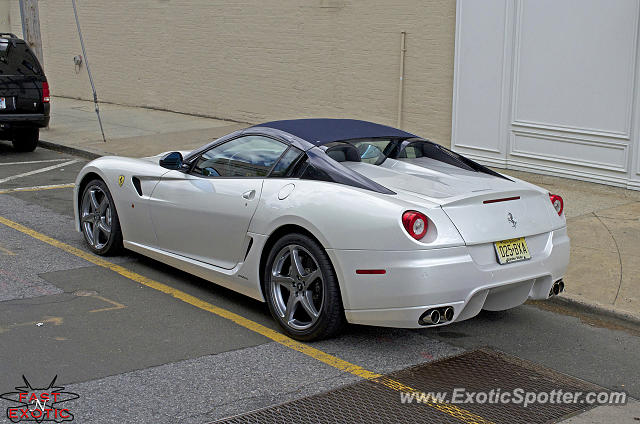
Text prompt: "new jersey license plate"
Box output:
[[494, 237, 531, 265], [0, 98, 5, 109]]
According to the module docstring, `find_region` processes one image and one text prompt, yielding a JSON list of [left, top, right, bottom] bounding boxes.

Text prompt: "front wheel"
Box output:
[[264, 233, 345, 341], [80, 179, 123, 255]]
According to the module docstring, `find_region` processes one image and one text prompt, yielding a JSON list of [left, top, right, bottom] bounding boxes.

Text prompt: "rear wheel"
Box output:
[[11, 128, 39, 152], [264, 233, 344, 341], [80, 179, 122, 255]]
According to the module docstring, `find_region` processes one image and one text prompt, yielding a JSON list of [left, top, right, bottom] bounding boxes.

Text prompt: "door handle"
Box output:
[[242, 189, 256, 200]]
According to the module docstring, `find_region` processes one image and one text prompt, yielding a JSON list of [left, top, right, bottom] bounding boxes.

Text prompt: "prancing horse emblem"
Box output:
[[118, 175, 125, 187], [507, 212, 517, 228]]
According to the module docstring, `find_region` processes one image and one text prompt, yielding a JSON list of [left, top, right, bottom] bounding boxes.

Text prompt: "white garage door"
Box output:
[[451, 0, 640, 190]]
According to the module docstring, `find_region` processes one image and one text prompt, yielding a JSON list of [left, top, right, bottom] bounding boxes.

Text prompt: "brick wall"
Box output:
[[8, 0, 456, 146]]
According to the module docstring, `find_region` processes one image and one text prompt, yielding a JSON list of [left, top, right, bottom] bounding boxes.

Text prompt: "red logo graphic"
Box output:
[[0, 376, 79, 423]]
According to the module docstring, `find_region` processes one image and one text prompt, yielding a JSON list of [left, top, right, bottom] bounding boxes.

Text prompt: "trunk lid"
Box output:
[[438, 189, 552, 245], [345, 159, 553, 245]]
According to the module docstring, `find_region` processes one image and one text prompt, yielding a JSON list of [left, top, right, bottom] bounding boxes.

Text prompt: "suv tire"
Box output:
[[12, 128, 39, 152]]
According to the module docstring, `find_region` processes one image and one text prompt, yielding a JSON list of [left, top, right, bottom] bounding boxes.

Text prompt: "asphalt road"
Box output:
[[0, 142, 638, 423]]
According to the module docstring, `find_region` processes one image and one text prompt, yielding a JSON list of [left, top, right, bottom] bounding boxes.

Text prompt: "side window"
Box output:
[[270, 146, 303, 177], [192, 136, 287, 177]]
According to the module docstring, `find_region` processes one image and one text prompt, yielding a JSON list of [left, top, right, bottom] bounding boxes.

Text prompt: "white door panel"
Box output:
[[149, 171, 262, 269]]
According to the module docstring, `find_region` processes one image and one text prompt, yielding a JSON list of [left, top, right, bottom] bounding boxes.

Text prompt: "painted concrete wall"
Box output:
[[5, 0, 456, 146]]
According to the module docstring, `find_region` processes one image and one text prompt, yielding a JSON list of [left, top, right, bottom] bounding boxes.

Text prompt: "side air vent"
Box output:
[[244, 237, 253, 260], [132, 177, 143, 196]]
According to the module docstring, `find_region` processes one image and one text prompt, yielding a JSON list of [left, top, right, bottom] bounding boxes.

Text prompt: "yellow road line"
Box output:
[[0, 316, 63, 334], [0, 244, 16, 255], [0, 215, 492, 424], [89, 295, 127, 313], [0, 183, 75, 195]]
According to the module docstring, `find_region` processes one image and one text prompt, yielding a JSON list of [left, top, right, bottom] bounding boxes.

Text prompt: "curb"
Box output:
[[38, 139, 104, 160], [541, 294, 640, 327]]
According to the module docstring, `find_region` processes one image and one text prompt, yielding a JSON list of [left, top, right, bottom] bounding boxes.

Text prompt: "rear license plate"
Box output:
[[494, 237, 531, 265], [0, 98, 5, 109]]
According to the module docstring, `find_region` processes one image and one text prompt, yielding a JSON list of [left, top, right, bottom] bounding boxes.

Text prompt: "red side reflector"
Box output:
[[356, 269, 386, 275], [483, 196, 520, 204]]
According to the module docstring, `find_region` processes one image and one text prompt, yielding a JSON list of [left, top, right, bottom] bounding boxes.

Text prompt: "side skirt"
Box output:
[[123, 240, 265, 301]]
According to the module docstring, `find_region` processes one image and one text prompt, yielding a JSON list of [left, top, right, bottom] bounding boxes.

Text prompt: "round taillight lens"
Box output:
[[549, 194, 564, 216], [402, 210, 428, 240]]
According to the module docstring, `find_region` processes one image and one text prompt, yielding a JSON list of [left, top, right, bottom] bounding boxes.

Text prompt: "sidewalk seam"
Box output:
[[592, 212, 624, 304]]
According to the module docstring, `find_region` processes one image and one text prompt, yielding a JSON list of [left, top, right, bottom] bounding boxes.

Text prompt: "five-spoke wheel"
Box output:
[[265, 233, 344, 341], [80, 179, 122, 255], [270, 244, 324, 331]]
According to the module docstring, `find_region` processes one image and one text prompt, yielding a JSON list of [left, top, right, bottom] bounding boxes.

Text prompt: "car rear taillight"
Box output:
[[549, 194, 563, 215], [402, 210, 428, 240], [42, 81, 50, 103]]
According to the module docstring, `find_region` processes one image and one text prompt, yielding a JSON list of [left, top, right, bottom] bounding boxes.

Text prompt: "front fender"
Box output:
[[73, 156, 168, 247]]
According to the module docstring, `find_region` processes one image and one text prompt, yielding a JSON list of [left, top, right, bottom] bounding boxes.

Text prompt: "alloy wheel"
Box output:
[[81, 185, 113, 250], [270, 244, 325, 331]]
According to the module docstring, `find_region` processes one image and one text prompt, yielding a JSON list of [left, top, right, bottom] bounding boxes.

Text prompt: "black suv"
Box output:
[[0, 33, 49, 152]]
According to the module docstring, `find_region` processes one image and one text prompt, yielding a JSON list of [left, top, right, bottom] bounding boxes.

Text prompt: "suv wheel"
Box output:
[[12, 128, 39, 152]]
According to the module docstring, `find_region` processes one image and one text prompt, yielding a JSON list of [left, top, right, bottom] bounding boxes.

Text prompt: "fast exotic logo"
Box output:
[[118, 175, 125, 187], [0, 376, 79, 423]]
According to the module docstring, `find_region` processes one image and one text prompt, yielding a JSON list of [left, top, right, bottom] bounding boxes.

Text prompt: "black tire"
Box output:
[[80, 179, 123, 255], [264, 233, 345, 341], [11, 128, 39, 152]]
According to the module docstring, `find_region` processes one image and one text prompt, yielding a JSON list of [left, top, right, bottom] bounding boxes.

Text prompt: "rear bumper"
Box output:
[[0, 113, 49, 128], [328, 227, 570, 328]]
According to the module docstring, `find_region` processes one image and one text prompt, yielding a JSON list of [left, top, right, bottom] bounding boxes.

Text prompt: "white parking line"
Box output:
[[0, 158, 70, 166], [0, 160, 79, 184]]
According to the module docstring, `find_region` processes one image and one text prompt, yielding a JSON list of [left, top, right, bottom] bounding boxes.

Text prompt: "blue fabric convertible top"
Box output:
[[254, 119, 417, 145]]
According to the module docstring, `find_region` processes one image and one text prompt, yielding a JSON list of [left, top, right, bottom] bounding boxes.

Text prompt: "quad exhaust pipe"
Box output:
[[444, 306, 454, 322], [419, 306, 455, 326], [549, 279, 565, 297]]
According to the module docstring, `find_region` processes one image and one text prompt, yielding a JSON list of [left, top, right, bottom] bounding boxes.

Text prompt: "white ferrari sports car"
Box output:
[[74, 119, 569, 340]]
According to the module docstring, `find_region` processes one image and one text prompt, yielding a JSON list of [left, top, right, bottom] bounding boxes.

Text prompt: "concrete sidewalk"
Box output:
[[40, 97, 247, 158], [504, 169, 640, 323], [38, 97, 640, 323]]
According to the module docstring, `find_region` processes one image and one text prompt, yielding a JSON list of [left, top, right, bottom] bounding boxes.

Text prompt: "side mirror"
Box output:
[[159, 152, 184, 170]]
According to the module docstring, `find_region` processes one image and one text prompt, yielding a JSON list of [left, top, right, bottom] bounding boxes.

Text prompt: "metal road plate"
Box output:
[[214, 349, 607, 424], [494, 237, 531, 265]]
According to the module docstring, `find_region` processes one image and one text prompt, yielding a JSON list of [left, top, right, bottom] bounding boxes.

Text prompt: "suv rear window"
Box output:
[[0, 40, 43, 76]]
